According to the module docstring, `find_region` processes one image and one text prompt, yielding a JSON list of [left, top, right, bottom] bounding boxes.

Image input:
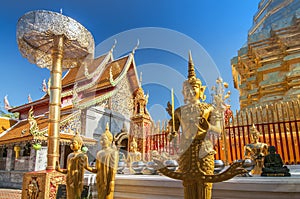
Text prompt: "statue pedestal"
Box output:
[[21, 170, 66, 199]]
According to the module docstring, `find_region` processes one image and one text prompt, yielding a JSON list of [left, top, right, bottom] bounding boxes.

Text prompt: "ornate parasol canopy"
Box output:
[[16, 10, 95, 70]]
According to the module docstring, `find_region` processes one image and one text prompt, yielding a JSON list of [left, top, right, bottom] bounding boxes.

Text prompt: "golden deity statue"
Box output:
[[27, 178, 39, 199], [88, 124, 119, 199], [154, 51, 247, 199], [56, 132, 90, 199], [244, 124, 268, 175], [127, 138, 142, 174], [127, 138, 142, 162]]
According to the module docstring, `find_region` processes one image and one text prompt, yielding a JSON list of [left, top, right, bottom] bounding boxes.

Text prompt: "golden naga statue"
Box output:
[[56, 132, 90, 199], [88, 123, 119, 199], [244, 124, 268, 175], [154, 51, 247, 199], [28, 106, 40, 136]]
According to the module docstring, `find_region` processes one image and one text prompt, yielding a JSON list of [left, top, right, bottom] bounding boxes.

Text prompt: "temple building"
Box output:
[[0, 45, 151, 188], [231, 0, 300, 109]]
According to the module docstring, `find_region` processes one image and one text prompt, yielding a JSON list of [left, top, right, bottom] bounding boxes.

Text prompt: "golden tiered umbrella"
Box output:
[[17, 10, 94, 170]]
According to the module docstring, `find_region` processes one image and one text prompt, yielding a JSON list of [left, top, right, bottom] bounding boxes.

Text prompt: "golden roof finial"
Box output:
[[110, 39, 117, 53], [132, 39, 140, 54]]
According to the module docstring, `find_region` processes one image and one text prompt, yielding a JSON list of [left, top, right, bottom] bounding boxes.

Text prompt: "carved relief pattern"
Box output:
[[60, 111, 81, 134], [111, 77, 134, 118], [49, 174, 66, 199], [17, 10, 94, 70]]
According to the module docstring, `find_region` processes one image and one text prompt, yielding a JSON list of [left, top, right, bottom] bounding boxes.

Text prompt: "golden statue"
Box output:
[[28, 106, 39, 136], [127, 138, 142, 162], [244, 124, 268, 175], [127, 138, 142, 174], [88, 124, 119, 199], [154, 51, 247, 199], [27, 178, 39, 199], [56, 132, 90, 199]]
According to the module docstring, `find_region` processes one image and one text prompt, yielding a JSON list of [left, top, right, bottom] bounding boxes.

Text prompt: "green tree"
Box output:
[[0, 107, 19, 119]]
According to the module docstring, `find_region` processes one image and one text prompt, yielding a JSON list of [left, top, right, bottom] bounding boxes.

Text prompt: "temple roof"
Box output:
[[0, 113, 96, 145], [71, 54, 138, 109], [3, 47, 140, 145], [61, 53, 111, 86]]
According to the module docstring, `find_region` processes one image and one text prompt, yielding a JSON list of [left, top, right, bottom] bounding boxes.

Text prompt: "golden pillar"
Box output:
[[47, 35, 64, 170]]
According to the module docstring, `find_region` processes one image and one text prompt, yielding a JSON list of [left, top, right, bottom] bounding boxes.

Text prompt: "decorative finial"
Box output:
[[4, 95, 11, 110], [28, 94, 32, 103], [110, 39, 117, 53], [132, 39, 140, 54], [188, 50, 196, 79], [42, 79, 47, 93], [139, 72, 143, 86]]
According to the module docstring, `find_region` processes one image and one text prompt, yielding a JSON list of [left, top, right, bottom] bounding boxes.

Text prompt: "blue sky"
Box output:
[[0, 0, 260, 121]]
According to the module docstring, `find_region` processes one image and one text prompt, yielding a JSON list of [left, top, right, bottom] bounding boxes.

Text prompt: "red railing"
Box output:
[[147, 100, 300, 165]]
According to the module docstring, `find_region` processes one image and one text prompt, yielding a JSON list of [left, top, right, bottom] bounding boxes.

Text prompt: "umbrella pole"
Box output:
[[47, 35, 64, 170]]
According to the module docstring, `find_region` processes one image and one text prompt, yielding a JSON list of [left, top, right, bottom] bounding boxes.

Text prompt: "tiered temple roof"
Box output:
[[0, 46, 140, 146]]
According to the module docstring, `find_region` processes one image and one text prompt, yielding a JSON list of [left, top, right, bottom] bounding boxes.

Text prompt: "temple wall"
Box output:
[[85, 106, 130, 160], [0, 171, 24, 189]]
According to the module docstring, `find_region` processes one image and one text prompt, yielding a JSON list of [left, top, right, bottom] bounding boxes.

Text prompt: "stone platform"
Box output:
[[1, 166, 299, 199], [111, 174, 300, 199], [87, 165, 300, 199]]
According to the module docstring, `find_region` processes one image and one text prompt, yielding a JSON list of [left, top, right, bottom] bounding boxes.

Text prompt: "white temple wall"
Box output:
[[86, 106, 130, 160]]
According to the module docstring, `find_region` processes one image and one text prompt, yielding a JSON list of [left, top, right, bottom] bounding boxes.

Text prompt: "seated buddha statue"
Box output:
[[127, 138, 142, 174], [261, 146, 291, 176], [244, 124, 268, 175], [127, 138, 142, 163]]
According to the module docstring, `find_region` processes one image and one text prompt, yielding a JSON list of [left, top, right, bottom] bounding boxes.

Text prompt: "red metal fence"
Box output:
[[216, 101, 300, 164], [147, 100, 300, 165]]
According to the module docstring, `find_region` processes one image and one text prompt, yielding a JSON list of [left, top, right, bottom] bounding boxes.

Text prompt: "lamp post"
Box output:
[[17, 10, 94, 198]]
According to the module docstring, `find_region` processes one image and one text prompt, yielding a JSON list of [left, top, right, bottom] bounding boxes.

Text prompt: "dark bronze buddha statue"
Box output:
[[261, 146, 291, 177]]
